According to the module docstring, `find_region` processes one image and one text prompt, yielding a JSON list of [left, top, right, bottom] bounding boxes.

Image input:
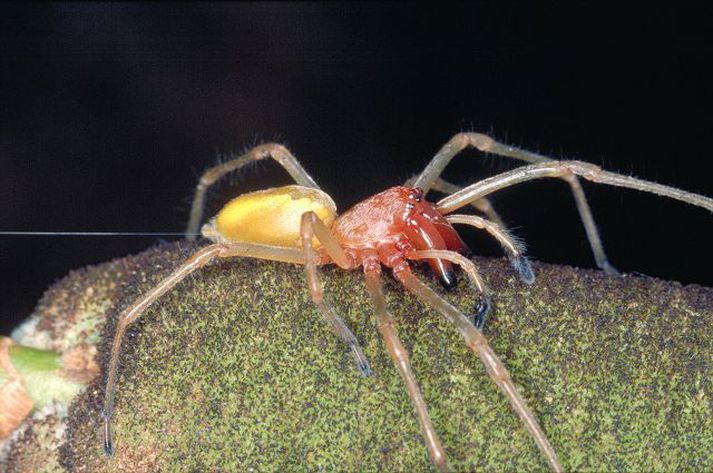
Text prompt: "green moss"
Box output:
[[8, 241, 713, 471], [8, 345, 60, 372], [0, 345, 84, 410]]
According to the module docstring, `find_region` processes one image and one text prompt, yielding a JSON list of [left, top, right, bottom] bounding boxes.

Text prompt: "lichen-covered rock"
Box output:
[[4, 241, 712, 471]]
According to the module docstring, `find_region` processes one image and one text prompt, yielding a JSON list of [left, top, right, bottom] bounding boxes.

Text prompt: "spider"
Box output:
[[100, 132, 713, 472]]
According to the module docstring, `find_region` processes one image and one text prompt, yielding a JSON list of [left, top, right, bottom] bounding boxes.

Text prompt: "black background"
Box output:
[[1, 4, 712, 334]]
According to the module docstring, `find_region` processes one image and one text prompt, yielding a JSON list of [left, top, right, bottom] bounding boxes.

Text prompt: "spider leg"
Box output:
[[404, 174, 507, 228], [300, 211, 371, 377], [413, 133, 618, 275], [363, 261, 447, 472], [187, 143, 320, 239], [436, 160, 713, 215], [406, 249, 491, 330], [102, 242, 305, 456], [445, 214, 535, 284], [407, 176, 533, 283], [393, 264, 562, 472], [429, 177, 508, 229]]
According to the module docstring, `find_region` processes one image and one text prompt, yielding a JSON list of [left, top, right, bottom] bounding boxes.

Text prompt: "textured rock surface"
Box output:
[[4, 241, 712, 471]]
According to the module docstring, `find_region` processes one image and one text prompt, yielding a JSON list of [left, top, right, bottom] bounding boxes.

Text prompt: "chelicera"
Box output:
[[101, 133, 713, 471]]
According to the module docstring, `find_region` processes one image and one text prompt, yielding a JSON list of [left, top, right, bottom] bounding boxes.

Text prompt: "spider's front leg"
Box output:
[[393, 262, 563, 473], [414, 133, 618, 274], [300, 212, 372, 376], [406, 249, 492, 330], [404, 174, 508, 230], [445, 214, 535, 285], [437, 160, 713, 215]]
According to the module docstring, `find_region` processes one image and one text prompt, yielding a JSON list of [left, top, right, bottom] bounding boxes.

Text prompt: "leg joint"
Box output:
[[376, 319, 395, 332], [309, 282, 324, 303], [391, 260, 411, 281], [199, 172, 218, 188], [464, 132, 495, 152], [467, 337, 487, 351], [255, 143, 289, 162], [562, 160, 603, 180], [300, 212, 316, 240]]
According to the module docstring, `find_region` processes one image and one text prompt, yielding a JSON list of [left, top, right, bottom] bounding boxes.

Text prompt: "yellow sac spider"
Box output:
[[100, 132, 713, 472]]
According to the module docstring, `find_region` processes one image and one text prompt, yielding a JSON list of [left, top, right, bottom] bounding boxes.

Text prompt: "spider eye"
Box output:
[[410, 188, 424, 202]]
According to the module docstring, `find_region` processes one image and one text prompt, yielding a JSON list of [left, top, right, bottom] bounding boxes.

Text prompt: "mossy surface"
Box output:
[[4, 412, 66, 473], [7, 241, 713, 471]]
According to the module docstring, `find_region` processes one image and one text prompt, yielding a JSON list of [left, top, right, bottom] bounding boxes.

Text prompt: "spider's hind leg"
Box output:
[[101, 241, 308, 456]]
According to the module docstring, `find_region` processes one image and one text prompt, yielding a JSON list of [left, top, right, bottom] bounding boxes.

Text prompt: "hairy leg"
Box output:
[[393, 264, 562, 473], [428, 177, 508, 228], [437, 160, 713, 214], [406, 249, 490, 329], [363, 261, 447, 471], [404, 174, 506, 228], [445, 214, 534, 284], [102, 242, 305, 456], [413, 133, 617, 274], [187, 143, 320, 238], [300, 211, 371, 376]]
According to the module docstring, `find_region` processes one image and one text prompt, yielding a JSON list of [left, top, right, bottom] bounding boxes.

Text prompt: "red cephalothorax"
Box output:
[[331, 186, 468, 287]]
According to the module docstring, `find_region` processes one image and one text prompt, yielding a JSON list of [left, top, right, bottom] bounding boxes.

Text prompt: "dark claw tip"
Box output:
[[440, 268, 458, 291], [351, 345, 372, 377], [512, 256, 535, 285], [471, 296, 491, 331], [103, 439, 114, 457], [102, 414, 114, 456], [358, 361, 372, 378]]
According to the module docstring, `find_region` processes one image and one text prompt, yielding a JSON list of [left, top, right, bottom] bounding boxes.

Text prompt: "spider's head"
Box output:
[[402, 187, 469, 290]]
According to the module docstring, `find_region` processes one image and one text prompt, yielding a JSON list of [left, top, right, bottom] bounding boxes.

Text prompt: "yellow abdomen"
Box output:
[[210, 185, 337, 247]]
